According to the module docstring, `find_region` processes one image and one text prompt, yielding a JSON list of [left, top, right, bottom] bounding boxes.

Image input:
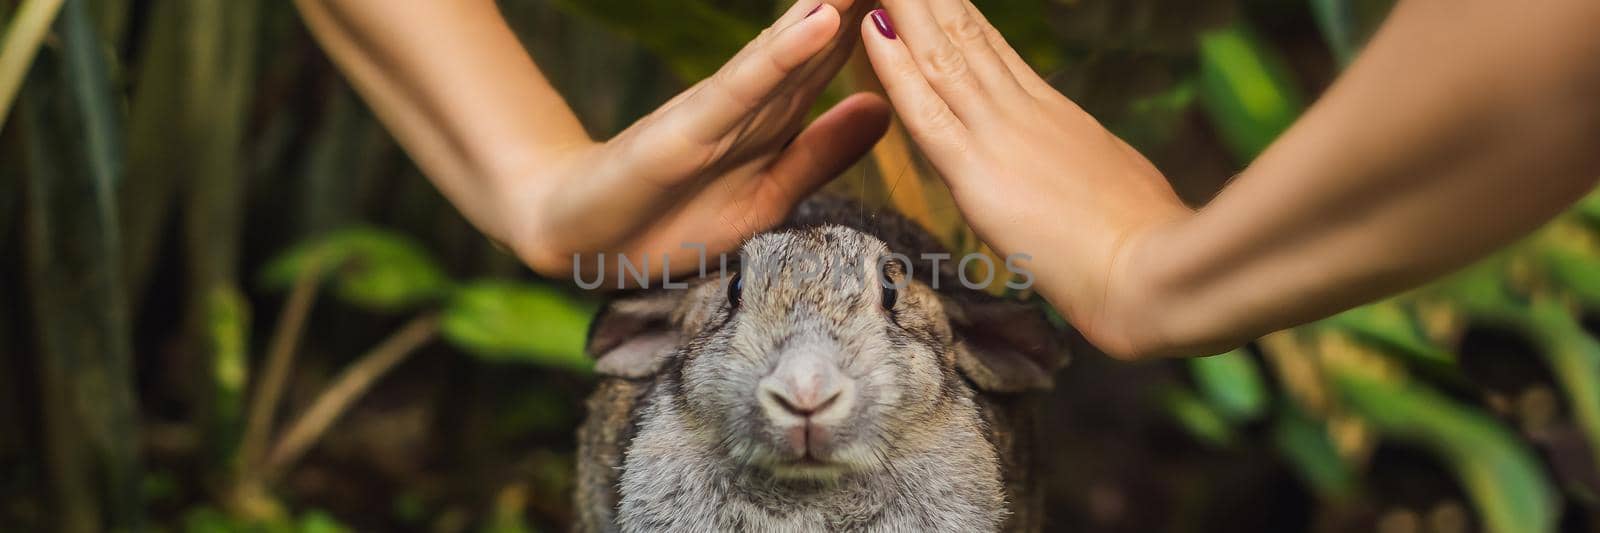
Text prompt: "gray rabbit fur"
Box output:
[[575, 195, 1070, 532]]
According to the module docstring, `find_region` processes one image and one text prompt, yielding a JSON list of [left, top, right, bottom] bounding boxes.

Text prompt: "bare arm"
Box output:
[[861, 0, 1600, 359], [1115, 0, 1600, 357], [297, 0, 890, 279], [295, 0, 588, 243]]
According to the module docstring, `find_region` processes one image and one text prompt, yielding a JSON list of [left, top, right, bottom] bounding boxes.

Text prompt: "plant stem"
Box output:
[[0, 0, 65, 128], [238, 257, 324, 477], [261, 313, 440, 481]]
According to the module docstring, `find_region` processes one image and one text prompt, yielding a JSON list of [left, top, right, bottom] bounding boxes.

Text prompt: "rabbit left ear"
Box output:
[[943, 294, 1071, 393], [586, 291, 683, 379]]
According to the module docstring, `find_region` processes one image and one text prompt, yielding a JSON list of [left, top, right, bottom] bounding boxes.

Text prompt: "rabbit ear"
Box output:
[[586, 292, 682, 379], [944, 294, 1071, 393]]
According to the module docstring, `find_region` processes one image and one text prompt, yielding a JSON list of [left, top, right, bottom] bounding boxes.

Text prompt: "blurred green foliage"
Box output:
[[206, 286, 251, 465], [1273, 405, 1356, 497], [1189, 349, 1268, 423], [260, 229, 597, 372], [1164, 387, 1238, 448], [259, 228, 455, 312], [441, 281, 597, 373], [182, 507, 351, 533], [4, 0, 1598, 531], [547, 0, 757, 80], [1197, 22, 1305, 162], [1341, 371, 1558, 532]]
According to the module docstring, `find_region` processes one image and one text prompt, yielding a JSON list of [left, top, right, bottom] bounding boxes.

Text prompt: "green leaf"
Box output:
[[1521, 299, 1600, 472], [181, 507, 239, 533], [1430, 256, 1523, 321], [1332, 372, 1558, 533], [1113, 78, 1199, 152], [18, 0, 144, 526], [1577, 191, 1600, 229], [297, 510, 353, 533], [441, 281, 599, 373], [206, 286, 250, 462], [1272, 406, 1355, 497], [1163, 387, 1236, 448], [1538, 237, 1600, 307], [1309, 0, 1359, 65], [181, 506, 350, 533], [1316, 301, 1453, 365], [0, 0, 68, 127], [1197, 21, 1306, 162], [1189, 348, 1268, 422], [260, 227, 453, 312]]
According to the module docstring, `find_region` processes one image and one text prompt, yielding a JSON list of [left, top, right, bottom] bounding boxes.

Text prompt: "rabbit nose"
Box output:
[[758, 353, 853, 423], [765, 384, 842, 417]]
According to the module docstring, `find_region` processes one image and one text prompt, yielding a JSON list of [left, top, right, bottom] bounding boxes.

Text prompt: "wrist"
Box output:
[[1096, 208, 1258, 360], [495, 141, 601, 278], [1074, 206, 1203, 360]]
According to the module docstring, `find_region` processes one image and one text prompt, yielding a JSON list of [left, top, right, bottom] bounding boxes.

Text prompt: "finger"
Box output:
[[924, 0, 1028, 102], [965, 1, 1056, 100], [783, 1, 875, 96], [776, 0, 824, 26], [878, 0, 987, 122], [862, 9, 971, 167], [736, 1, 836, 72], [760, 93, 892, 211], [753, 0, 879, 125], [658, 1, 869, 139], [676, 3, 843, 143]]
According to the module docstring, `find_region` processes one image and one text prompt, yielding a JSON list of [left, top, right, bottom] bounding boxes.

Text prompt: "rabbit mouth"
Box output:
[[769, 457, 850, 480], [750, 427, 881, 481]]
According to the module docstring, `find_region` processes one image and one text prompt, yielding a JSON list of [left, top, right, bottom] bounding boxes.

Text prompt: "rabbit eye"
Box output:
[[727, 273, 743, 309], [882, 284, 898, 311]]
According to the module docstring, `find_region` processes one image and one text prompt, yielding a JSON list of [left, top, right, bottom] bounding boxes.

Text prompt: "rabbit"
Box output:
[[575, 195, 1070, 532]]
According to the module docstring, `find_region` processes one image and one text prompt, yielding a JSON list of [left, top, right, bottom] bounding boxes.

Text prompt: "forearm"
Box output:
[[1114, 0, 1600, 357], [294, 0, 589, 243]]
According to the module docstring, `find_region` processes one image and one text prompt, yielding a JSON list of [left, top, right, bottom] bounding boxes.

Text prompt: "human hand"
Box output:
[[861, 2, 1192, 358], [511, 1, 890, 283]]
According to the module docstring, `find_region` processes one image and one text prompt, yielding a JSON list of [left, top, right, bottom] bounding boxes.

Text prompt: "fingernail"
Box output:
[[869, 9, 896, 39], [806, 4, 822, 17]]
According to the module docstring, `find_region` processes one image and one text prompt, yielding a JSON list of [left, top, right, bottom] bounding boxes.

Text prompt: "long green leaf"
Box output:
[[1272, 405, 1356, 497], [1521, 299, 1600, 471], [260, 227, 453, 312], [1576, 191, 1600, 230], [441, 281, 598, 373], [0, 0, 65, 127], [1316, 301, 1453, 365], [1197, 21, 1306, 162], [1189, 348, 1268, 422], [1308, 0, 1358, 66], [1333, 372, 1557, 533], [17, 0, 142, 528], [119, 0, 195, 306], [177, 0, 263, 396], [1538, 231, 1600, 307], [1163, 387, 1237, 448]]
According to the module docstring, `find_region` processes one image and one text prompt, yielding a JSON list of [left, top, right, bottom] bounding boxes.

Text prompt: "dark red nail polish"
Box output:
[[870, 9, 896, 39], [806, 4, 822, 17]]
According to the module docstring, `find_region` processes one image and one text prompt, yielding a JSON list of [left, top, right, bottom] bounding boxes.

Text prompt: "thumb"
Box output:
[[762, 93, 892, 208]]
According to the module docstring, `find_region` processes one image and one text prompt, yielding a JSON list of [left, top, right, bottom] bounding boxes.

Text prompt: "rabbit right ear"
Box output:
[[586, 292, 682, 378]]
